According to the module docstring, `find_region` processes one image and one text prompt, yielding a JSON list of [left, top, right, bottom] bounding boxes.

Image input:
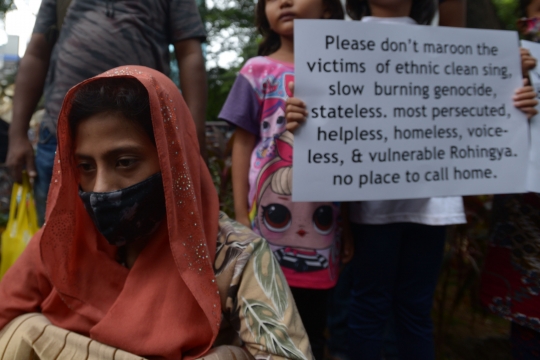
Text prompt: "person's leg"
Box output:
[[34, 125, 57, 225], [393, 224, 446, 360], [290, 287, 330, 360], [510, 322, 540, 359], [327, 262, 353, 360], [382, 315, 400, 360], [347, 223, 403, 360]]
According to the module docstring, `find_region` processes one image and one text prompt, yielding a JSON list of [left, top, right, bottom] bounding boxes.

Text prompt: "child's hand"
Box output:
[[521, 48, 537, 77], [514, 79, 538, 119], [285, 82, 308, 133]]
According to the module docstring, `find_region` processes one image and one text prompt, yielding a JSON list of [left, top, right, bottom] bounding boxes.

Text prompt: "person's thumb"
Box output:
[[288, 81, 294, 96]]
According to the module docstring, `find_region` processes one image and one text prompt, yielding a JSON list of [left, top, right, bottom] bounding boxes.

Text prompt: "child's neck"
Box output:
[[369, 2, 411, 19], [269, 36, 294, 64]]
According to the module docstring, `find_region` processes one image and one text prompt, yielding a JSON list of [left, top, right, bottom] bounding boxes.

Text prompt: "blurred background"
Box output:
[[0, 1, 530, 358]]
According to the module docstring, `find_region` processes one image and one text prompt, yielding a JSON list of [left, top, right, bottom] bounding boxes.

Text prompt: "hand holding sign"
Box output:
[[285, 82, 308, 133]]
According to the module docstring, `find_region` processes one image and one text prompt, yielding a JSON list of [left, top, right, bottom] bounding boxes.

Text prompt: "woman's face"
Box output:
[[74, 112, 160, 192]]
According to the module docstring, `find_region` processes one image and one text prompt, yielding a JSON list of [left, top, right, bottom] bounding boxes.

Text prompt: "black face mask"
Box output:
[[79, 172, 166, 246]]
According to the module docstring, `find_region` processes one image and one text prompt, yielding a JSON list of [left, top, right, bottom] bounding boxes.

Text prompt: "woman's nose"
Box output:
[[92, 170, 117, 193]]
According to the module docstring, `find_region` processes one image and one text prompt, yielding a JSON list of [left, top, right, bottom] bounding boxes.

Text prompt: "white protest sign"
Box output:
[[292, 20, 528, 202], [522, 40, 540, 193]]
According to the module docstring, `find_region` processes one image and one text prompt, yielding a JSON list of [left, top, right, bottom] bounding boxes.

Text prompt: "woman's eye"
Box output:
[[313, 205, 334, 235], [77, 163, 94, 172], [262, 204, 291, 232], [116, 158, 137, 168]]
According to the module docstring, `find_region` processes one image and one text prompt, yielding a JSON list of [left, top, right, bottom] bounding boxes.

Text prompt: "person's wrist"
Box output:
[[8, 121, 31, 140], [8, 129, 30, 143]]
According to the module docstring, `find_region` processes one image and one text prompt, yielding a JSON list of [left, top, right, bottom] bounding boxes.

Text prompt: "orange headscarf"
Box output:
[[36, 66, 220, 358]]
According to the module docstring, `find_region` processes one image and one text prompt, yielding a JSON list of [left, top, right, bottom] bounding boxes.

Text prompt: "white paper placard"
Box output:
[[522, 40, 540, 193], [293, 20, 528, 202]]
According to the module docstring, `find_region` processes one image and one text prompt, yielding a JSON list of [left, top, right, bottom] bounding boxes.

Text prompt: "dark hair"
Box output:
[[346, 0, 436, 25], [256, 0, 345, 56], [521, 0, 531, 17], [68, 77, 153, 142]]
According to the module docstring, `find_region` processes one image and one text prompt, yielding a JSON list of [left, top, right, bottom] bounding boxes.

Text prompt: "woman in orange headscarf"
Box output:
[[0, 66, 311, 360]]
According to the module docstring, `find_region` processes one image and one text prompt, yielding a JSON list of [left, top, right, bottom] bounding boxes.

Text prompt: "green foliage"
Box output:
[[492, 0, 520, 30], [200, 0, 257, 67], [200, 0, 258, 121], [0, 0, 14, 14]]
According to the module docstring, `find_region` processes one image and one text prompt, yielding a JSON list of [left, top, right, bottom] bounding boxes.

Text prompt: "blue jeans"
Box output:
[[35, 125, 57, 225], [347, 223, 446, 360], [327, 262, 353, 360]]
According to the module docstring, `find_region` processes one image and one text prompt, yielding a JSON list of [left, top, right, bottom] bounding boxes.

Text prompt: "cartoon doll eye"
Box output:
[[276, 116, 285, 125], [312, 205, 334, 235], [262, 204, 291, 232], [262, 121, 270, 130]]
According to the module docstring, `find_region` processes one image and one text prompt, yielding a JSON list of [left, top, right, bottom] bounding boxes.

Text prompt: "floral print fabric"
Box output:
[[214, 212, 312, 359]]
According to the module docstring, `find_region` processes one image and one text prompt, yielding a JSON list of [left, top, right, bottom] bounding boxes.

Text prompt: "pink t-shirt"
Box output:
[[220, 56, 340, 289]]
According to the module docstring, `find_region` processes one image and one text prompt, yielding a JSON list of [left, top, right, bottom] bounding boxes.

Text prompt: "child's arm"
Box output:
[[231, 128, 256, 228]]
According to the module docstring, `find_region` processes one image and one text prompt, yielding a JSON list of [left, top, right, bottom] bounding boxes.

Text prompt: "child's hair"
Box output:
[[521, 0, 532, 17], [256, 0, 345, 56], [68, 78, 153, 142], [346, 0, 436, 25]]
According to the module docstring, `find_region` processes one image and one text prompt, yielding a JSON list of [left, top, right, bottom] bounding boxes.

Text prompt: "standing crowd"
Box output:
[[0, 0, 539, 359]]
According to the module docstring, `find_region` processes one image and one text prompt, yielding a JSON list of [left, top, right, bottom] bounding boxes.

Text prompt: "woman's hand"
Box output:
[[521, 48, 537, 77], [514, 79, 538, 119], [285, 82, 308, 133]]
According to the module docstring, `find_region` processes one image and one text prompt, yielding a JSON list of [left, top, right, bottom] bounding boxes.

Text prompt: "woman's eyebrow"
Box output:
[[75, 146, 144, 159]]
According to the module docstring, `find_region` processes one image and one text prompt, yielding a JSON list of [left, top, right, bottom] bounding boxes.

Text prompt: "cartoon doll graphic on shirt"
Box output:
[[250, 131, 340, 289], [252, 73, 294, 169]]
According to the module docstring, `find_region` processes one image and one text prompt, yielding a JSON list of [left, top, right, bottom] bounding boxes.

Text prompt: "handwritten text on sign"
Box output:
[[292, 20, 528, 202]]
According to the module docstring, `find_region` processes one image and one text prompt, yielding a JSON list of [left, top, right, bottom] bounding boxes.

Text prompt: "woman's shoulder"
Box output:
[[215, 212, 263, 258], [214, 212, 269, 280]]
